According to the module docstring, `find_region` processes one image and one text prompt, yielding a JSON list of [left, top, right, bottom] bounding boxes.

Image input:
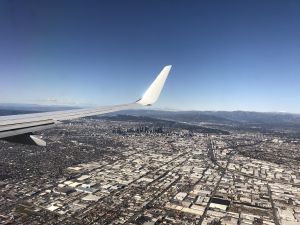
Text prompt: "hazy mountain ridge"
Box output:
[[1, 104, 300, 127], [117, 110, 300, 126]]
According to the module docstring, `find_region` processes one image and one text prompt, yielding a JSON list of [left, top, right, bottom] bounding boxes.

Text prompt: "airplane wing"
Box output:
[[0, 65, 172, 146]]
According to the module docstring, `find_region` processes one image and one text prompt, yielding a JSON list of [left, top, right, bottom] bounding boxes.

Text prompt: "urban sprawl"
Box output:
[[0, 116, 299, 225]]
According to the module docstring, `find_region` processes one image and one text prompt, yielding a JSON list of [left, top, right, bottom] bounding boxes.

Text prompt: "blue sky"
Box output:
[[1, 0, 300, 112]]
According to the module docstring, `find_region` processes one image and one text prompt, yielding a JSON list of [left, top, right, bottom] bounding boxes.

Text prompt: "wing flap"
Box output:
[[0, 103, 138, 139], [0, 124, 56, 139]]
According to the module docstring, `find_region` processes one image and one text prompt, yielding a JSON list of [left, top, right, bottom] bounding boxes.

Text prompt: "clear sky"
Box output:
[[1, 0, 300, 112]]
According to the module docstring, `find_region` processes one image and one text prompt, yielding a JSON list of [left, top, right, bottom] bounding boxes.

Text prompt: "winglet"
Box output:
[[136, 65, 172, 106]]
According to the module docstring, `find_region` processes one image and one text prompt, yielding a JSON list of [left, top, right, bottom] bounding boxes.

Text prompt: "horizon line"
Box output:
[[0, 102, 298, 115]]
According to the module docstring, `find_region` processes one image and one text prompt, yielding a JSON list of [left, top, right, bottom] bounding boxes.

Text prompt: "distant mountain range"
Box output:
[[116, 110, 300, 127], [1, 103, 300, 127]]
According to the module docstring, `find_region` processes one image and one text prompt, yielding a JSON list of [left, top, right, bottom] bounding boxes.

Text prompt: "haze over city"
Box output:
[[1, 0, 300, 112]]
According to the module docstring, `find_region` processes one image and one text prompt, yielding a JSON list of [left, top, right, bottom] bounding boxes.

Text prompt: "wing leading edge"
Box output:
[[0, 65, 172, 145]]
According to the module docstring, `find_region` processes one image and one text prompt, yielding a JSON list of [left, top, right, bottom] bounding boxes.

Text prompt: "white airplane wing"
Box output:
[[0, 65, 172, 146]]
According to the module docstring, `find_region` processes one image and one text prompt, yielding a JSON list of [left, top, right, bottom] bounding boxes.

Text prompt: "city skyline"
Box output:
[[1, 1, 300, 112]]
